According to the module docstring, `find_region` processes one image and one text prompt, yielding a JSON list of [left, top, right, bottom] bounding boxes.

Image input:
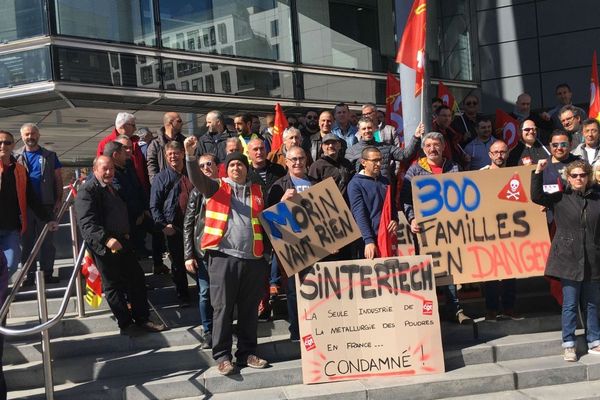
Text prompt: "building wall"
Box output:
[[478, 0, 600, 114]]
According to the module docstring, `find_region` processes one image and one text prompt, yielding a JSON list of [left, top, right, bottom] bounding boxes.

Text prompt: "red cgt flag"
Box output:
[[385, 72, 403, 137], [271, 103, 288, 152], [590, 50, 600, 123], [81, 250, 103, 308], [396, 0, 427, 96], [437, 81, 458, 113], [495, 109, 520, 150], [377, 185, 398, 258]]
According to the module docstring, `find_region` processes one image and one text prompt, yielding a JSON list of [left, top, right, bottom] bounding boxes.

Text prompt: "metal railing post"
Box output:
[[69, 204, 85, 318], [36, 269, 54, 400]]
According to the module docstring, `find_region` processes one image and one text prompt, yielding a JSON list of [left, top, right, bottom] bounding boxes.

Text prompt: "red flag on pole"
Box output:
[[495, 109, 520, 150], [437, 82, 458, 114], [377, 185, 398, 258], [396, 0, 427, 97], [590, 50, 600, 123], [271, 103, 288, 152], [385, 72, 403, 137]]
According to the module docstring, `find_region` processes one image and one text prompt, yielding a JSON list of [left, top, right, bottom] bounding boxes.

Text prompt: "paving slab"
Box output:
[[520, 379, 600, 399]]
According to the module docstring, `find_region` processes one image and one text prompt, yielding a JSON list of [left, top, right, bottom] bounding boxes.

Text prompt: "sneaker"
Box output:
[[500, 309, 524, 321], [138, 320, 166, 333], [588, 345, 600, 355], [238, 354, 268, 369], [217, 360, 237, 376], [153, 264, 170, 275], [456, 310, 473, 325], [485, 311, 497, 322], [200, 331, 212, 349], [564, 347, 577, 362]]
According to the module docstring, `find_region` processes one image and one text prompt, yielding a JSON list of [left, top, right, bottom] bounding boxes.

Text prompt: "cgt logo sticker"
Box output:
[[422, 300, 433, 315], [303, 334, 316, 351]]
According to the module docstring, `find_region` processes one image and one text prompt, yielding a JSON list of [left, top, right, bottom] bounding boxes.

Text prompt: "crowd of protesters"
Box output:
[[0, 81, 598, 381]]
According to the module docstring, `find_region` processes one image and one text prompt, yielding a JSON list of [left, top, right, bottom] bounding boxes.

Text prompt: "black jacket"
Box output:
[[268, 173, 318, 207], [113, 161, 148, 226], [506, 141, 549, 167], [531, 171, 600, 281], [248, 160, 286, 193], [183, 188, 205, 260], [146, 129, 186, 183], [308, 155, 353, 198], [75, 175, 130, 256], [195, 129, 236, 163]]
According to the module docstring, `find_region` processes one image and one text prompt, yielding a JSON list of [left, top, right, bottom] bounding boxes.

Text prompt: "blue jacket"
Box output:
[[347, 173, 394, 245], [150, 166, 186, 229]]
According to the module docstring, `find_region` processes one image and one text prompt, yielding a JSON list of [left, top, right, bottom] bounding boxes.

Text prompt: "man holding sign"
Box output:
[[401, 132, 472, 324], [184, 136, 269, 376]]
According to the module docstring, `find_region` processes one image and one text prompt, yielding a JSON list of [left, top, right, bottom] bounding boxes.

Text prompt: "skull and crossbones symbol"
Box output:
[[506, 179, 520, 200]]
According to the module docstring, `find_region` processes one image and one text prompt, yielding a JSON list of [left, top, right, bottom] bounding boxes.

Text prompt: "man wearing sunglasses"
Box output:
[[543, 131, 579, 194], [147, 112, 186, 183], [451, 94, 481, 145], [506, 119, 550, 167]]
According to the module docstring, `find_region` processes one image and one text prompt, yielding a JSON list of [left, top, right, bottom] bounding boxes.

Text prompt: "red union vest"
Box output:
[[200, 178, 264, 257]]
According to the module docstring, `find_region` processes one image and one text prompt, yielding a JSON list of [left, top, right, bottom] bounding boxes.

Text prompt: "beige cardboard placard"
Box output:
[[297, 255, 444, 384], [260, 177, 361, 277], [411, 165, 550, 285]]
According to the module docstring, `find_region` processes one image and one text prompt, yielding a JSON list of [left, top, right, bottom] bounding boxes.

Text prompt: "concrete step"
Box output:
[[4, 318, 291, 365]]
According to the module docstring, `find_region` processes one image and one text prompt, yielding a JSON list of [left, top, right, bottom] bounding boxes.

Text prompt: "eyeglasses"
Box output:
[[171, 119, 182, 123], [569, 173, 588, 179], [465, 101, 478, 106], [490, 150, 508, 155], [560, 115, 575, 124], [361, 110, 376, 116], [364, 158, 382, 163], [286, 156, 306, 163], [199, 161, 213, 168], [306, 115, 317, 120], [522, 127, 537, 132], [550, 142, 569, 149], [0, 140, 13, 146]]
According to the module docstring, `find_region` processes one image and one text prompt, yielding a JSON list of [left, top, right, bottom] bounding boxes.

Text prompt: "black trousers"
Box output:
[[207, 251, 268, 363], [165, 232, 189, 299], [93, 241, 149, 328]]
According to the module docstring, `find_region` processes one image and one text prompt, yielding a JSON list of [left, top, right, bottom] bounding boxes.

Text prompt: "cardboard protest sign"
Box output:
[[297, 255, 444, 384], [260, 178, 361, 277], [411, 165, 550, 285]]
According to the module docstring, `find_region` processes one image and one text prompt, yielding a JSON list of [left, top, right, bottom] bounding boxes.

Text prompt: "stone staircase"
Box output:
[[5, 261, 599, 399]]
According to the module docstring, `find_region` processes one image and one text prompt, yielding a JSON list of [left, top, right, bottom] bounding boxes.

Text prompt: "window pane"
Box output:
[[54, 46, 161, 89], [54, 0, 156, 46], [0, 47, 50, 88], [429, 0, 474, 81], [159, 0, 293, 62], [303, 73, 385, 104], [160, 57, 294, 98], [297, 0, 396, 72], [0, 0, 47, 42]]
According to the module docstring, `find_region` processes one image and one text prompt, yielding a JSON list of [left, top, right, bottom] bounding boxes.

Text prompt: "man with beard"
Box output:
[[300, 109, 319, 153], [506, 119, 550, 167], [15, 123, 62, 285], [147, 112, 186, 183], [234, 113, 269, 157], [401, 132, 472, 324], [196, 110, 236, 163], [150, 142, 194, 306]]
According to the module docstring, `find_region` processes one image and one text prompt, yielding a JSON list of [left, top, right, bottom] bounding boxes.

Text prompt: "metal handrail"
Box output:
[[0, 180, 81, 332]]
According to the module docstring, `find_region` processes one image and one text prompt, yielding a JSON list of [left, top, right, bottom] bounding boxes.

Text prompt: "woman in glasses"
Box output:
[[532, 159, 600, 362]]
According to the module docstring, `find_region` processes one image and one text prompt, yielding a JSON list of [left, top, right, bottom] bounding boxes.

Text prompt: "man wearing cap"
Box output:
[[309, 133, 353, 199], [183, 136, 269, 376]]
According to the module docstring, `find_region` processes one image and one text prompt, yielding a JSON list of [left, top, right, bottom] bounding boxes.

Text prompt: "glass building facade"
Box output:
[[0, 0, 478, 113]]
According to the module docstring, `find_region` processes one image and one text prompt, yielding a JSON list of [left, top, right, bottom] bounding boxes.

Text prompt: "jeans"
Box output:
[[270, 255, 281, 287], [0, 230, 20, 276], [196, 257, 213, 333], [561, 279, 600, 349], [484, 279, 516, 311], [444, 284, 462, 315]]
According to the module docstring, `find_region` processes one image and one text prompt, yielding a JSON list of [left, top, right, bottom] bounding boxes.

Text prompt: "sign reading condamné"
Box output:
[[411, 165, 550, 285], [297, 255, 444, 384], [260, 178, 361, 277]]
